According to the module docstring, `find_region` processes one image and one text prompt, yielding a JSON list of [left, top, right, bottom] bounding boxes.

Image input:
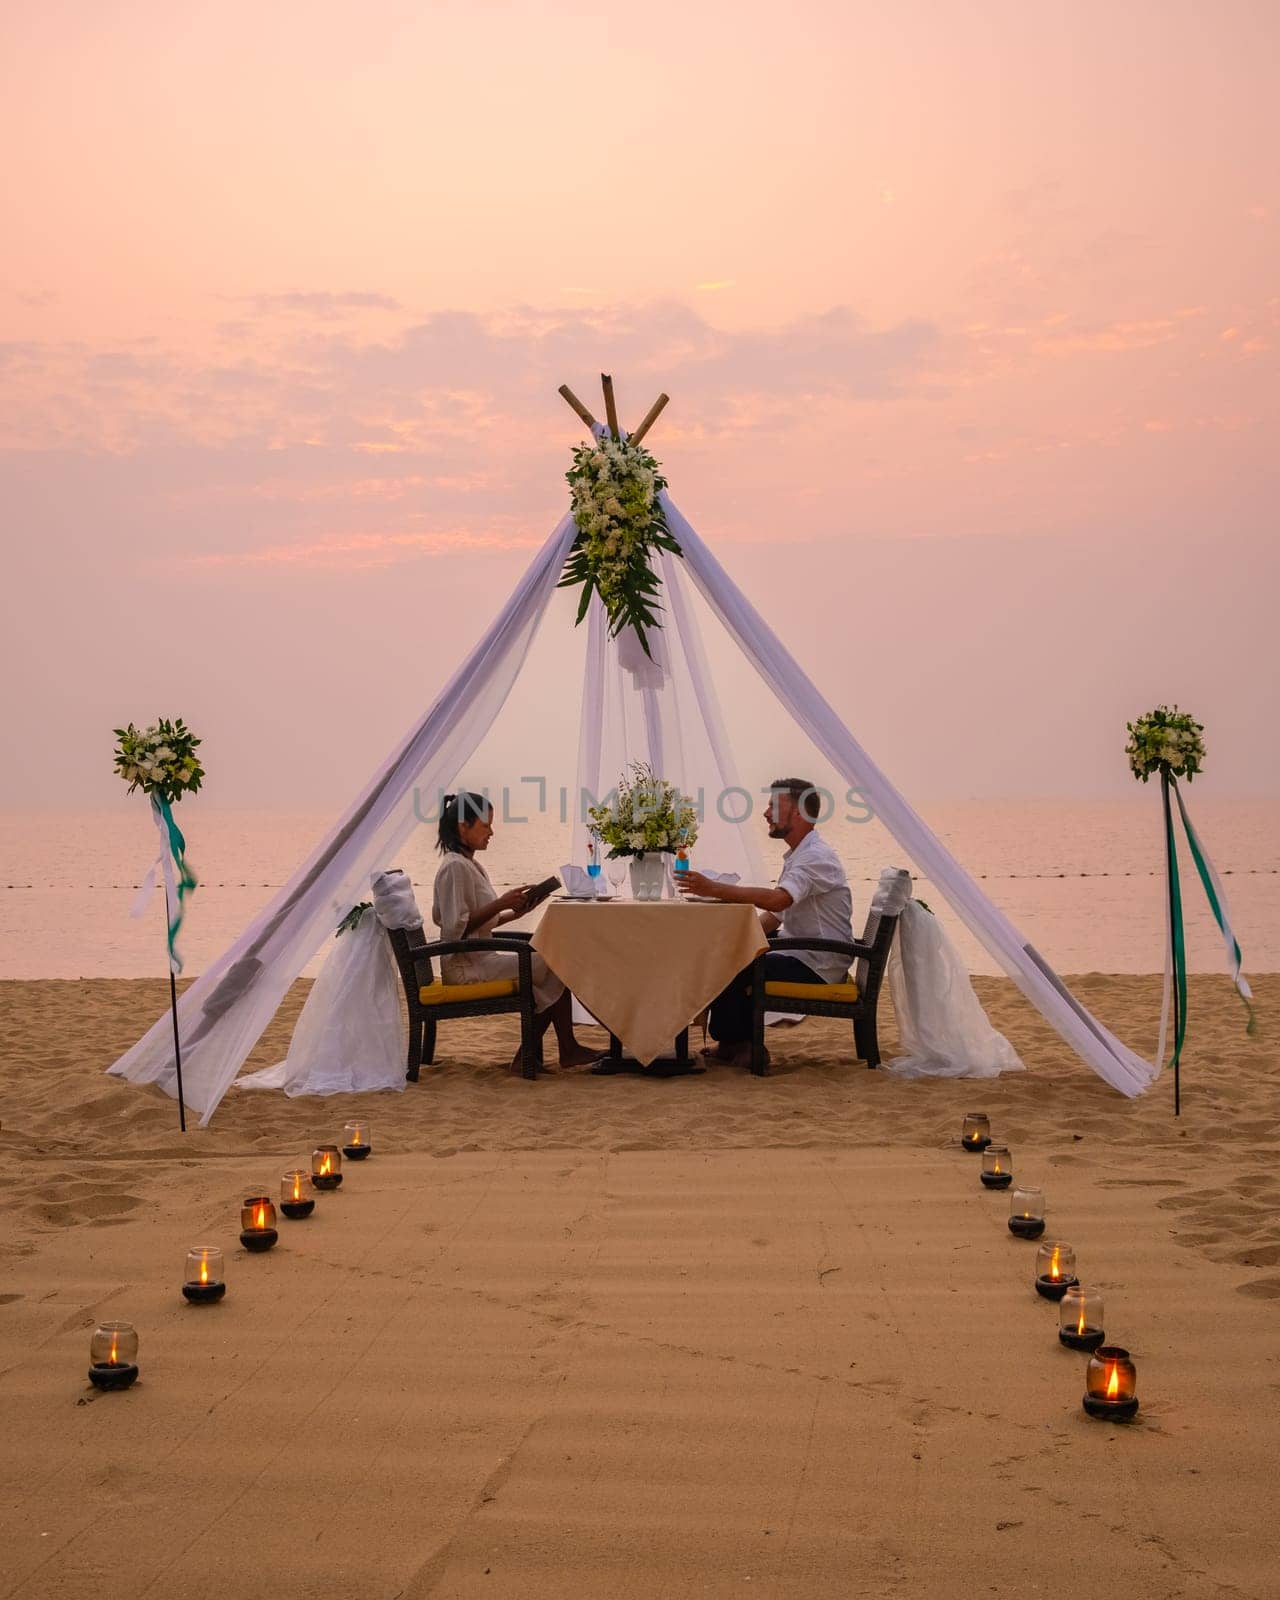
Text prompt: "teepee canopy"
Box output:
[[109, 383, 1157, 1121]]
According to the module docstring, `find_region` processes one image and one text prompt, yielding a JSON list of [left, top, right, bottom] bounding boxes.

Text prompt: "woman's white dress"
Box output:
[[432, 852, 564, 1012]]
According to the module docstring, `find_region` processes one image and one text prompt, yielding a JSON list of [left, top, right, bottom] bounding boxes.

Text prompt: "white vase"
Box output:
[[629, 854, 667, 901]]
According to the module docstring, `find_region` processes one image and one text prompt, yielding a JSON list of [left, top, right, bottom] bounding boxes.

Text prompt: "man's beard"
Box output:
[[767, 823, 788, 839]]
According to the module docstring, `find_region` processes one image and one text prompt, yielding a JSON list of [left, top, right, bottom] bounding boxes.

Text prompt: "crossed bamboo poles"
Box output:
[[558, 373, 669, 445]]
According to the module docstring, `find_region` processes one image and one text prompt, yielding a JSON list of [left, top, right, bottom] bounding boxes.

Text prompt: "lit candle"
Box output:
[[1058, 1285, 1105, 1352], [342, 1121, 372, 1161], [311, 1145, 343, 1191], [182, 1245, 227, 1303], [239, 1195, 279, 1253], [960, 1113, 992, 1153], [980, 1145, 1013, 1189], [1007, 1186, 1046, 1239], [1034, 1240, 1079, 1300], [1082, 1345, 1139, 1421], [88, 1321, 139, 1390], [280, 1169, 315, 1219]]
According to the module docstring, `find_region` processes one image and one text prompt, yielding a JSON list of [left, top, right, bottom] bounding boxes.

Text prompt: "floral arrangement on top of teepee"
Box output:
[[558, 434, 683, 657], [588, 762, 699, 860], [1125, 705, 1206, 784]]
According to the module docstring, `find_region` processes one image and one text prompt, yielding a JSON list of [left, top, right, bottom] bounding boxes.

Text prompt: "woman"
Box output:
[[432, 792, 599, 1072]]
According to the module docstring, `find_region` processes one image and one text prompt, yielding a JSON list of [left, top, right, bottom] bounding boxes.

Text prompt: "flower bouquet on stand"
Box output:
[[113, 717, 204, 1129], [588, 763, 699, 900], [1125, 705, 1253, 1115]]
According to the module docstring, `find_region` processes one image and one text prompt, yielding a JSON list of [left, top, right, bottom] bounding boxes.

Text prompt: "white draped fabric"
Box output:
[[570, 557, 765, 886], [868, 868, 1024, 1080], [108, 487, 1156, 1122], [108, 515, 579, 1124], [664, 492, 1153, 1096], [236, 870, 423, 1098]]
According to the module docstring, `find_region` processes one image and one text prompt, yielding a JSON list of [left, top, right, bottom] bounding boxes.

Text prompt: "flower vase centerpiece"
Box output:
[[588, 763, 699, 901]]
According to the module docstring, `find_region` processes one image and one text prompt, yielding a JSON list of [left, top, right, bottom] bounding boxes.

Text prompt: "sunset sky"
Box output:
[[3, 0, 1277, 811]]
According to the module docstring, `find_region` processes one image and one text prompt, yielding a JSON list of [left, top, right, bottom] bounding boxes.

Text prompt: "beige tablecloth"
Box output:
[[533, 901, 767, 1066]]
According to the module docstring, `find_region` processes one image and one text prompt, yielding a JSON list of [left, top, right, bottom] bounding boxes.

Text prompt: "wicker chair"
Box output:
[[386, 925, 542, 1081], [747, 903, 902, 1077]]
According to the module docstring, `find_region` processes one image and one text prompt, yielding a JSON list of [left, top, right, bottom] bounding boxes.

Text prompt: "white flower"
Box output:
[[628, 831, 647, 850]]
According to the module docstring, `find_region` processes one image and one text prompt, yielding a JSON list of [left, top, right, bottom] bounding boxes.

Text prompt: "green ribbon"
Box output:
[[152, 793, 197, 973], [1159, 774, 1187, 1084], [1171, 777, 1256, 1034], [1158, 772, 1255, 1103]]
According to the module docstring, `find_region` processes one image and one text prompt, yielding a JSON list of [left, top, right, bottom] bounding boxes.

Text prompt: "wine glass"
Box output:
[[606, 857, 627, 898]]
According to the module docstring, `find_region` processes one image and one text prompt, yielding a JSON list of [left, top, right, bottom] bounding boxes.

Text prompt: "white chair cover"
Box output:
[[236, 871, 421, 1097], [882, 869, 1024, 1080]]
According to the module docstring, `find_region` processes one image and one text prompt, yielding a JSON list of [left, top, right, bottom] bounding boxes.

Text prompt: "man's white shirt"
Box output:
[[776, 830, 855, 982]]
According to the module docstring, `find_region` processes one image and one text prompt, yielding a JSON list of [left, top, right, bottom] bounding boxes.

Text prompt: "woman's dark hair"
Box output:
[[436, 791, 493, 855]]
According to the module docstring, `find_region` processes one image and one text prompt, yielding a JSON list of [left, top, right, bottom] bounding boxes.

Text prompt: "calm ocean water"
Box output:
[[1, 799, 1277, 980]]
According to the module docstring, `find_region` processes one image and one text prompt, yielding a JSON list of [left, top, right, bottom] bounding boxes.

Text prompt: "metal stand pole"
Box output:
[[163, 883, 188, 1132], [1161, 774, 1181, 1117]]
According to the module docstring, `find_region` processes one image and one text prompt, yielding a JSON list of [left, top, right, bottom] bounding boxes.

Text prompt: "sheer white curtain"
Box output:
[[666, 492, 1154, 1097], [570, 555, 764, 886], [108, 515, 579, 1124]]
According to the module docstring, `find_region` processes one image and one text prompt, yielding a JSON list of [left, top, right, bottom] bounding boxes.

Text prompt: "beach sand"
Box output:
[[0, 974, 1276, 1598]]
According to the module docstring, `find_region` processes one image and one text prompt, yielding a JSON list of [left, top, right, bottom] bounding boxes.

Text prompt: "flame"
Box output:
[[352, 1129, 362, 1145], [992, 1158, 1002, 1174], [292, 1174, 302, 1202], [1077, 1307, 1087, 1337], [108, 1330, 119, 1364], [1105, 1364, 1120, 1400], [1049, 1246, 1061, 1281], [319, 1152, 332, 1176], [254, 1203, 266, 1229], [199, 1257, 209, 1284]]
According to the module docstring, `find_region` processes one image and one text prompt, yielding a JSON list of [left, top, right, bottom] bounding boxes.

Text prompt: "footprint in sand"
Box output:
[[1237, 1277, 1280, 1300]]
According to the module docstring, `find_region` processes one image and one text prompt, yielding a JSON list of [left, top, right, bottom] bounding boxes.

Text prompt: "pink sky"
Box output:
[[2, 0, 1277, 810]]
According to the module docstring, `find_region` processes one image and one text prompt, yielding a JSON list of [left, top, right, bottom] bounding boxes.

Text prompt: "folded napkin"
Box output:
[[698, 870, 740, 885], [558, 863, 597, 897]]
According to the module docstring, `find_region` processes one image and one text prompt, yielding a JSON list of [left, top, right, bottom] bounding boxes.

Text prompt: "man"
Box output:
[[677, 777, 855, 1067]]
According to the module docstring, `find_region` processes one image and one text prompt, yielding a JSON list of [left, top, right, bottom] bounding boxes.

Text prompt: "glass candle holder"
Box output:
[[88, 1321, 139, 1390], [342, 1121, 372, 1160], [1008, 1186, 1046, 1239], [960, 1112, 992, 1153], [1083, 1345, 1139, 1420], [280, 1169, 315, 1219], [980, 1145, 1013, 1188], [1059, 1285, 1105, 1351], [311, 1145, 343, 1190], [182, 1245, 226, 1303], [1034, 1240, 1079, 1300], [239, 1195, 279, 1252]]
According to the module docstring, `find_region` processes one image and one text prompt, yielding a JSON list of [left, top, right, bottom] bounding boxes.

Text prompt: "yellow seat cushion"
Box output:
[[419, 979, 519, 1005], [763, 979, 860, 1003]]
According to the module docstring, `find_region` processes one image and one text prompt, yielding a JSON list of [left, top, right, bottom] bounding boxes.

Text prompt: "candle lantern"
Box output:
[[311, 1145, 343, 1191], [960, 1113, 992, 1153], [182, 1245, 226, 1303], [342, 1121, 372, 1161], [1059, 1285, 1105, 1352], [1007, 1186, 1046, 1239], [88, 1321, 139, 1390], [1082, 1345, 1139, 1420], [980, 1145, 1013, 1188], [1034, 1240, 1079, 1300], [239, 1195, 279, 1252], [280, 1170, 315, 1219]]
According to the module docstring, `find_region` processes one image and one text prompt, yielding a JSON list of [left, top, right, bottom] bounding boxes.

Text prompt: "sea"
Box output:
[[1, 799, 1276, 981]]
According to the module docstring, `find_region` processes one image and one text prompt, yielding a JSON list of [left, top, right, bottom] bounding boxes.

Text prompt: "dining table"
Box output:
[[531, 898, 768, 1070]]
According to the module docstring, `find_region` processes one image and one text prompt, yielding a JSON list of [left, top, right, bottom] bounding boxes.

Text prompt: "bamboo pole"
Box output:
[[629, 392, 669, 447], [601, 373, 620, 439], [558, 384, 598, 432]]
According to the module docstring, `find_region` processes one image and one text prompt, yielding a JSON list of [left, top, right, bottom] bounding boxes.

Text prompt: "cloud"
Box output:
[[186, 526, 543, 572], [239, 290, 404, 317]]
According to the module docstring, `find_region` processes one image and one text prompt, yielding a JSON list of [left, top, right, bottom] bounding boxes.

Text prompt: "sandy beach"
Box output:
[[1, 973, 1276, 1598]]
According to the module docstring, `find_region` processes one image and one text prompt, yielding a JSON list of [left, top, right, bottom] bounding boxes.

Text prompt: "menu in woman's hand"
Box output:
[[520, 876, 561, 913]]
